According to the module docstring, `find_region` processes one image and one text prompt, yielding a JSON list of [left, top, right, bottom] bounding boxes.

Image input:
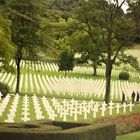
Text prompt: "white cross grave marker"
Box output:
[[61, 109, 69, 122], [50, 110, 57, 121], [122, 102, 127, 113], [115, 103, 121, 114], [101, 102, 107, 116], [128, 102, 134, 112], [73, 107, 78, 121], [108, 101, 114, 115]]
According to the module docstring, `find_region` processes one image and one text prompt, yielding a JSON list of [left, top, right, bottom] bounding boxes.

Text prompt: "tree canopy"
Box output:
[[127, 0, 140, 43], [58, 50, 74, 77], [0, 2, 15, 73], [8, 0, 41, 93], [72, 0, 139, 103], [0, 0, 139, 102]]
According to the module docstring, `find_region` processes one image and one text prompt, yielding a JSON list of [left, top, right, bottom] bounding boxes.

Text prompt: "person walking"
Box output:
[[122, 91, 126, 104], [136, 91, 139, 102], [131, 91, 136, 104]]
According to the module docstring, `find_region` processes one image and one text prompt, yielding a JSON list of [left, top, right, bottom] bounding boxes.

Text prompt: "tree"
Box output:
[[58, 50, 74, 77], [8, 0, 41, 94], [52, 0, 84, 11], [39, 0, 77, 59], [70, 30, 102, 76], [0, 17, 15, 72], [0, 1, 15, 73], [73, 0, 138, 104], [127, 0, 140, 43]]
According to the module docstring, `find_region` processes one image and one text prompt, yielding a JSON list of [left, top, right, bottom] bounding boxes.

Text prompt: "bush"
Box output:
[[0, 121, 116, 140], [93, 112, 140, 135], [119, 72, 130, 80], [0, 82, 9, 97]]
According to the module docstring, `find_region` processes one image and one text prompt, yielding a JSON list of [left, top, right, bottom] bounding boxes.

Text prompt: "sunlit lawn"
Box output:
[[0, 95, 139, 123], [117, 130, 140, 140]]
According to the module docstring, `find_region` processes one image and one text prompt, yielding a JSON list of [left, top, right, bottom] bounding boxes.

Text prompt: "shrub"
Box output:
[[0, 121, 116, 140], [0, 82, 9, 97], [93, 112, 140, 135], [119, 72, 130, 80]]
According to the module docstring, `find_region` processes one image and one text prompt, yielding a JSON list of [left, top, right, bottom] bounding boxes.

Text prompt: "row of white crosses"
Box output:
[[51, 98, 79, 121], [0, 94, 135, 123], [49, 97, 134, 122], [29, 73, 34, 93], [5, 94, 20, 123], [21, 95, 30, 122], [0, 73, 140, 99], [44, 76, 140, 100], [33, 74, 41, 93], [0, 71, 140, 99], [22, 74, 136, 98], [32, 95, 44, 120], [0, 93, 10, 116], [42, 96, 57, 120], [8, 59, 140, 79]]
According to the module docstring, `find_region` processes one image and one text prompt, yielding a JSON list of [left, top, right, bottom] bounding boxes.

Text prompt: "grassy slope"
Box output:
[[117, 130, 140, 140]]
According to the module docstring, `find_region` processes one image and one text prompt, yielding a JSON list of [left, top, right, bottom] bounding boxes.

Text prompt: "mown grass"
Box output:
[[0, 51, 140, 138], [9, 64, 138, 102], [21, 67, 140, 83], [117, 130, 140, 140], [4, 56, 139, 105], [0, 95, 139, 123]]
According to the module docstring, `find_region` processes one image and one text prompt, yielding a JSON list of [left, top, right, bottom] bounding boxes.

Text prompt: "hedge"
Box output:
[[0, 82, 9, 97], [0, 120, 116, 140], [119, 72, 130, 80]]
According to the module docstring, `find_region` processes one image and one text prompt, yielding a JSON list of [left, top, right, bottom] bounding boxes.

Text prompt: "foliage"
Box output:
[[39, 12, 74, 59], [52, 0, 83, 11], [0, 120, 115, 140], [70, 30, 102, 75], [118, 53, 140, 72], [0, 16, 15, 73], [8, 0, 41, 93], [39, 0, 81, 60], [0, 0, 15, 73], [75, 53, 89, 64], [127, 0, 140, 43], [58, 50, 74, 76], [94, 112, 140, 135], [0, 82, 9, 97], [119, 72, 130, 80], [9, 0, 41, 60], [72, 0, 137, 103]]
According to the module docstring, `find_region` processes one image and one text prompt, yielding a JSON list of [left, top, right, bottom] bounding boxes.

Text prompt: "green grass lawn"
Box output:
[[21, 66, 140, 83], [0, 55, 140, 138], [1, 58, 139, 103], [117, 130, 140, 140], [0, 95, 139, 123]]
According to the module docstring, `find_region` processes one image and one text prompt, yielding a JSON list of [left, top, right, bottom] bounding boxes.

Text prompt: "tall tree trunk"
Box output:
[[93, 64, 97, 76], [105, 61, 112, 104], [16, 59, 21, 94]]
